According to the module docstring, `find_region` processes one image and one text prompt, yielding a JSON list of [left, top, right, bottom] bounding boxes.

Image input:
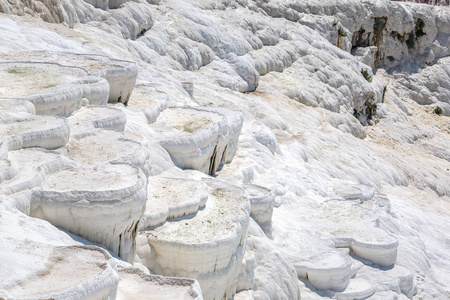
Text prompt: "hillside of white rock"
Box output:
[[0, 0, 449, 299]]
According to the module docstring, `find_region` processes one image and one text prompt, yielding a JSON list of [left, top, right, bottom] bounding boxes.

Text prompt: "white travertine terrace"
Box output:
[[0, 149, 72, 196], [117, 267, 202, 300], [0, 0, 449, 298], [0, 99, 35, 114], [320, 200, 399, 267], [1, 51, 138, 105], [0, 61, 109, 115], [3, 246, 119, 300], [295, 250, 353, 291], [243, 184, 275, 237], [68, 106, 127, 137], [61, 129, 152, 177], [138, 179, 250, 300], [145, 175, 208, 221], [0, 113, 70, 157], [0, 209, 119, 300], [150, 107, 243, 175], [126, 83, 168, 123], [31, 163, 147, 262]]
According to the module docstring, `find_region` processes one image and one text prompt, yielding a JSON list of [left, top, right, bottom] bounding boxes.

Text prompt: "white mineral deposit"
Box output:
[[0, 0, 449, 299]]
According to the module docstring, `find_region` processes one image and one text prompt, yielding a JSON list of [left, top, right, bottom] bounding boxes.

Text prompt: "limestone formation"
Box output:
[[0, 0, 449, 299]]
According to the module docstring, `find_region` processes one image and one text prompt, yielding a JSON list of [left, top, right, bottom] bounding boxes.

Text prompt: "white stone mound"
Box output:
[[31, 163, 147, 262], [146, 176, 208, 220], [61, 129, 152, 177], [149, 106, 243, 175], [1, 51, 137, 105], [138, 178, 250, 300], [295, 250, 353, 291], [0, 0, 449, 299]]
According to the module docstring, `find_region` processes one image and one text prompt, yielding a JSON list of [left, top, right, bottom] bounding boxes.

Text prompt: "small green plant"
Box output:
[[382, 86, 387, 102], [406, 31, 415, 49], [387, 56, 395, 62], [434, 106, 443, 116], [361, 69, 372, 83], [332, 20, 338, 27], [338, 26, 347, 37]]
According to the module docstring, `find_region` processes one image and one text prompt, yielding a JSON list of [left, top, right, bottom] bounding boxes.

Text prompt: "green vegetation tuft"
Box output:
[[361, 69, 372, 83], [434, 106, 443, 116], [387, 56, 395, 62], [382, 86, 387, 102], [338, 26, 347, 37], [332, 19, 338, 27]]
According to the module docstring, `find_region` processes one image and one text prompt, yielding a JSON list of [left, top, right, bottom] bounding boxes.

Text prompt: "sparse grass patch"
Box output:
[[338, 26, 347, 37], [332, 19, 338, 27], [382, 86, 387, 102], [361, 69, 372, 83]]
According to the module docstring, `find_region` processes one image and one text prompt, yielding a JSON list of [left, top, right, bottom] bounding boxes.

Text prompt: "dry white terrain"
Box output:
[[0, 0, 449, 299]]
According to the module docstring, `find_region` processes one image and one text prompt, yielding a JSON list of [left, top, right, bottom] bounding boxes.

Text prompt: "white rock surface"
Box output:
[[31, 163, 147, 262], [67, 106, 127, 137], [138, 179, 250, 300], [0, 0, 449, 299], [149, 106, 243, 175], [0, 61, 108, 115], [0, 209, 119, 300], [117, 267, 202, 300]]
